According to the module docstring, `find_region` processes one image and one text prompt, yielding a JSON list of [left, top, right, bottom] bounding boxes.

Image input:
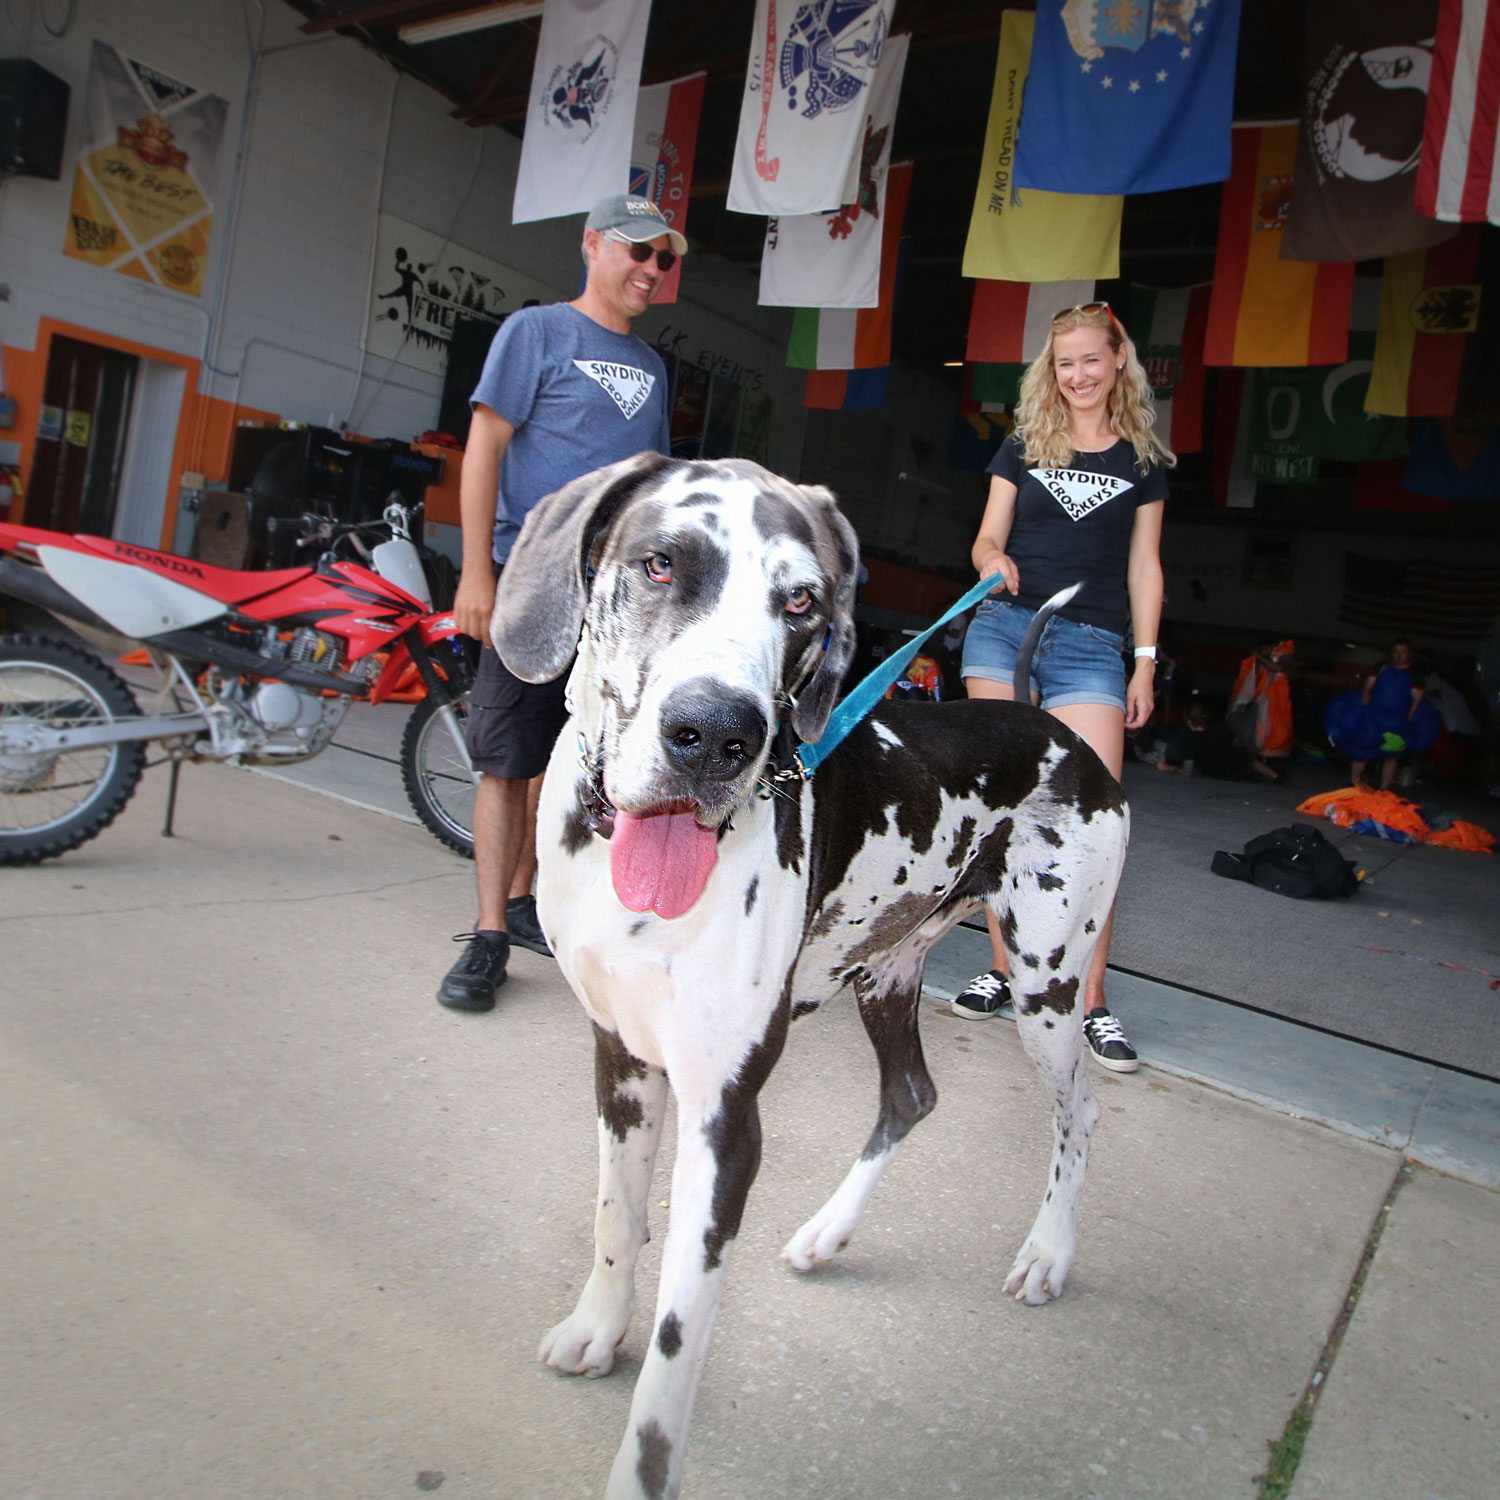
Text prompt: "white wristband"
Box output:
[[1133, 646, 1157, 660]]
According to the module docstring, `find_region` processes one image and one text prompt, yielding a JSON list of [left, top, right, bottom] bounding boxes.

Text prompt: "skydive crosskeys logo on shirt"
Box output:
[[1035, 468, 1133, 521], [574, 360, 655, 419]]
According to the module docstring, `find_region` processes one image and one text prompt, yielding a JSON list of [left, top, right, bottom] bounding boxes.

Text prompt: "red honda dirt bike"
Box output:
[[0, 500, 478, 864]]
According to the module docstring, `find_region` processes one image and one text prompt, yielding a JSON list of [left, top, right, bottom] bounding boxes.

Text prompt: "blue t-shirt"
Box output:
[[987, 433, 1168, 632], [470, 302, 671, 562]]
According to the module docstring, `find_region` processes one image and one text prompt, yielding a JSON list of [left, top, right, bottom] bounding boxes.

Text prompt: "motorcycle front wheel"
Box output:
[[0, 634, 146, 865], [400, 686, 476, 859]]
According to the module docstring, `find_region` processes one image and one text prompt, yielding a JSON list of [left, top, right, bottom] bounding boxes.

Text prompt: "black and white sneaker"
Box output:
[[1082, 1006, 1139, 1072], [951, 969, 1013, 1020], [506, 894, 554, 958]]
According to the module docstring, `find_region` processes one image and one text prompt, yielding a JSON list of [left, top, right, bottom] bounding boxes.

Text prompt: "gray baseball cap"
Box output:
[[585, 193, 687, 255]]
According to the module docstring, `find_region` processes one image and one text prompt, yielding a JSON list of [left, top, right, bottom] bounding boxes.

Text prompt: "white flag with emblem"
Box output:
[[1033, 469, 1133, 521], [575, 359, 655, 419], [727, 0, 898, 217], [513, 0, 652, 225], [758, 32, 908, 309]]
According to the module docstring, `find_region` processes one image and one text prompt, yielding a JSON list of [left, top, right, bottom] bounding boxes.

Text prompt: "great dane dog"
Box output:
[[492, 453, 1129, 1499]]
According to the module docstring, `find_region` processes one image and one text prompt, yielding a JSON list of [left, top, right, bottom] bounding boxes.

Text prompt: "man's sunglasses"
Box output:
[[1052, 300, 1114, 325], [604, 228, 677, 273]]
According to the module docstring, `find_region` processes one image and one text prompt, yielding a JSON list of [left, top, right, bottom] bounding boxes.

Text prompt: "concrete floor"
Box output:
[[4, 761, 1498, 1499]]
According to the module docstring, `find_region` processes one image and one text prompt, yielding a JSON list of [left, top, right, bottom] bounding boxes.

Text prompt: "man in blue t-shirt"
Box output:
[[438, 194, 682, 1013]]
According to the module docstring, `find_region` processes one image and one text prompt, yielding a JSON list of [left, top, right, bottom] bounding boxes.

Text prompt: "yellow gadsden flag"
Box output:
[[961, 10, 1121, 283], [62, 42, 226, 298]]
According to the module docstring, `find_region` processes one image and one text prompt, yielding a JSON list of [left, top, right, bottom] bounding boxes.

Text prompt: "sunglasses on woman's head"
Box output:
[[603, 228, 677, 273], [1052, 300, 1113, 325]]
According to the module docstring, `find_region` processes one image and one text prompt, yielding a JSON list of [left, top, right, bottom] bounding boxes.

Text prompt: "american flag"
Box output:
[[1340, 553, 1500, 642], [1416, 0, 1500, 224]]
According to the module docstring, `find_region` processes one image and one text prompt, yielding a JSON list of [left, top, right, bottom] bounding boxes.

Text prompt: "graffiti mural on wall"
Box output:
[[365, 214, 561, 377]]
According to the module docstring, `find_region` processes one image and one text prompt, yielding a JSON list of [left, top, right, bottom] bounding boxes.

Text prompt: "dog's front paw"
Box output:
[[538, 1280, 634, 1377], [780, 1211, 857, 1271], [1002, 1237, 1073, 1305]]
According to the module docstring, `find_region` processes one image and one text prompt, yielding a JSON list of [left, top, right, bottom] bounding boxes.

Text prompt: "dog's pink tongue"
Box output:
[[610, 808, 718, 920]]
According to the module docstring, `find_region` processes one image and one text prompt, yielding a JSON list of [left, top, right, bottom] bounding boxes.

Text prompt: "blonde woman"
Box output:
[[952, 302, 1172, 1072]]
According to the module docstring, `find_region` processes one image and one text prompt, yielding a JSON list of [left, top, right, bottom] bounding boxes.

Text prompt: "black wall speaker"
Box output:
[[438, 314, 500, 449], [0, 59, 70, 181]]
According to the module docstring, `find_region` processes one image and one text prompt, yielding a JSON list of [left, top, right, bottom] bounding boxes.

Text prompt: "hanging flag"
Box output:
[[1012, 0, 1244, 195], [1130, 284, 1212, 455], [1405, 417, 1500, 500], [1245, 280, 1409, 481], [1416, 0, 1500, 224], [787, 162, 911, 369], [1340, 552, 1500, 639], [1212, 369, 1257, 508], [758, 33, 909, 309], [1204, 124, 1356, 367], [1281, 2, 1456, 262], [947, 410, 1013, 469], [960, 10, 1121, 282], [628, 70, 705, 306], [512, 0, 651, 225], [966, 278, 1095, 365], [60, 42, 228, 296], [969, 364, 1024, 406], [805, 367, 889, 410], [1367, 227, 1485, 416], [727, 0, 897, 217]]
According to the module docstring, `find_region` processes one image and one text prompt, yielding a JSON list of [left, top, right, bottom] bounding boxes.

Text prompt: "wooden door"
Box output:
[[28, 336, 140, 535]]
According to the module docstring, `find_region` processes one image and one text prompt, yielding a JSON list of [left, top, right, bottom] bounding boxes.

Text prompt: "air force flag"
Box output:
[[1014, 0, 1244, 196]]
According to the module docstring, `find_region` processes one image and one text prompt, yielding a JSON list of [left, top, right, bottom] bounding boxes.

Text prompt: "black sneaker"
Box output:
[[505, 894, 554, 958], [951, 969, 1013, 1020], [438, 932, 509, 1012], [1082, 1006, 1139, 1072]]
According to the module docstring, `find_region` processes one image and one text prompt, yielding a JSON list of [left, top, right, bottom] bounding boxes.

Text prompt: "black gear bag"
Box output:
[[1211, 822, 1359, 901]]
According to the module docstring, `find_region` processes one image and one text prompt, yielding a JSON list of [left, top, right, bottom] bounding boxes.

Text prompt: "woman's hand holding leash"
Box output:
[[978, 550, 1019, 594]]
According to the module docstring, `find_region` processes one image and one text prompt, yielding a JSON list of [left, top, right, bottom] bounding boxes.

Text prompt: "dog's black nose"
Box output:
[[659, 681, 767, 781]]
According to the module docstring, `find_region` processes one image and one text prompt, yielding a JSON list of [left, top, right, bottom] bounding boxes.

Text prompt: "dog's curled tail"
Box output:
[[1011, 582, 1082, 705]]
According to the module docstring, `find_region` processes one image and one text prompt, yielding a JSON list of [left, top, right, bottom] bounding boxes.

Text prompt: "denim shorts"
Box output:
[[961, 597, 1127, 712]]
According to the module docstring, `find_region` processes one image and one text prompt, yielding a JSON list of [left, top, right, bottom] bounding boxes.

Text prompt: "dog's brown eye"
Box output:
[[645, 553, 672, 583], [785, 586, 814, 615]]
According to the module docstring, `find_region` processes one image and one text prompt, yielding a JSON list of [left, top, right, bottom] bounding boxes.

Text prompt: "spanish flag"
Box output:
[[1365, 227, 1484, 417], [1204, 124, 1354, 367]]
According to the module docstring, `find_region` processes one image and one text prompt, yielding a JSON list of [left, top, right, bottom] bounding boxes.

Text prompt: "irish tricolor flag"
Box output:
[[787, 164, 911, 370], [1130, 283, 1212, 455]]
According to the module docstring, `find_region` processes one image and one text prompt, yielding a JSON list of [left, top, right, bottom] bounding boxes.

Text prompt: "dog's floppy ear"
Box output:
[[791, 487, 861, 744], [491, 451, 673, 682]]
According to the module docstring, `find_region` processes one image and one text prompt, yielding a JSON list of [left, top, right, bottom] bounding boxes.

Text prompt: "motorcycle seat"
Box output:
[[72, 536, 313, 605]]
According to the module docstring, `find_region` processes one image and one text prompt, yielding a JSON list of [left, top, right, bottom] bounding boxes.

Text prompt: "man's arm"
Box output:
[[453, 403, 515, 642]]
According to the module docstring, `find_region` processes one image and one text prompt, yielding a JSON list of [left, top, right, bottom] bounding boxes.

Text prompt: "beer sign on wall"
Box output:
[[365, 214, 562, 378], [62, 42, 227, 298]]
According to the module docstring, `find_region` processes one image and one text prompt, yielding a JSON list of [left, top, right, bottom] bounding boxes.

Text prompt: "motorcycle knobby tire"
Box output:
[[400, 684, 476, 859], [0, 633, 147, 865]]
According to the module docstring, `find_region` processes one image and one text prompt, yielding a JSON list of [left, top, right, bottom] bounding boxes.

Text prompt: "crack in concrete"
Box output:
[[0, 868, 468, 926], [1256, 1157, 1414, 1498]]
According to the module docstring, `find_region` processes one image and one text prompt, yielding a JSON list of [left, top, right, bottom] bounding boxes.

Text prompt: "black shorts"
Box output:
[[465, 564, 570, 779]]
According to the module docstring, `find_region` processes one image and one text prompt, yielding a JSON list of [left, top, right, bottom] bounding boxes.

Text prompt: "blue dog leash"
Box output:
[[788, 578, 1082, 779]]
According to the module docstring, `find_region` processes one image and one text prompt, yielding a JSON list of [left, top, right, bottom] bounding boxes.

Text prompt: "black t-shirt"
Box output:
[[987, 433, 1169, 632]]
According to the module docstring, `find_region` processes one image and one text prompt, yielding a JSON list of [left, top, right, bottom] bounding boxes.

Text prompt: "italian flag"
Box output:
[[787, 163, 911, 369], [965, 276, 1094, 410]]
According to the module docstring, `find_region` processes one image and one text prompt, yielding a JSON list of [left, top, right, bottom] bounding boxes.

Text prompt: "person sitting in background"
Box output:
[[1150, 701, 1262, 780], [1228, 638, 1295, 783]]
